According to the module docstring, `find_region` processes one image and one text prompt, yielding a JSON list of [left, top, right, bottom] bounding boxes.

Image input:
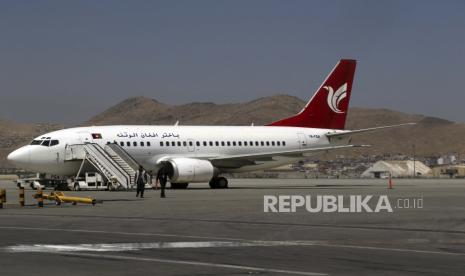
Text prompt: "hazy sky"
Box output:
[[1, 0, 464, 125]]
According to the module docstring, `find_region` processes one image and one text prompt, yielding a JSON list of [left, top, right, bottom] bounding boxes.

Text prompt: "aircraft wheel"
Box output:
[[209, 177, 228, 189], [217, 177, 228, 188]]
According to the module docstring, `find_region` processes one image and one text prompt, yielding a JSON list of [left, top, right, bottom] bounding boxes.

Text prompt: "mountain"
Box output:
[[1, 94, 464, 168], [85, 95, 305, 126], [341, 113, 461, 158]]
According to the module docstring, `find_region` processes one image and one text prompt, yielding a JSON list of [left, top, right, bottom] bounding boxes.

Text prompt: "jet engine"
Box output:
[[164, 158, 215, 183]]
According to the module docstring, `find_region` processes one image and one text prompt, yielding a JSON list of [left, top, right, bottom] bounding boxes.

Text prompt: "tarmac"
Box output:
[[1, 178, 465, 275]]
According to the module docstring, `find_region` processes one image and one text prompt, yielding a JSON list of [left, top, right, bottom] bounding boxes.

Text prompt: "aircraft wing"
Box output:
[[155, 123, 413, 169], [208, 144, 368, 169]]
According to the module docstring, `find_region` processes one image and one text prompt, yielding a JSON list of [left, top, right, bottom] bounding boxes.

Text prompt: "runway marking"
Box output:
[[295, 241, 465, 257], [3, 239, 327, 276], [47, 251, 329, 276], [6, 240, 301, 253], [2, 226, 465, 257], [0, 226, 246, 241]]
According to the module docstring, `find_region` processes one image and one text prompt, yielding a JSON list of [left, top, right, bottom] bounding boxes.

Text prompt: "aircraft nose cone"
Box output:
[[7, 147, 30, 165]]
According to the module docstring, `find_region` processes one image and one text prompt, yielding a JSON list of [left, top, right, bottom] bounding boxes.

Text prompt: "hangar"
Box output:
[[361, 160, 431, 178]]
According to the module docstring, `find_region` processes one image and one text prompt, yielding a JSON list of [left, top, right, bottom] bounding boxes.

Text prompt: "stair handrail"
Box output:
[[84, 143, 131, 188], [105, 143, 140, 171]]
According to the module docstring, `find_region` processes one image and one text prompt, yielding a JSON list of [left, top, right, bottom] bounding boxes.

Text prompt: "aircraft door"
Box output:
[[187, 139, 195, 152], [77, 131, 93, 144], [297, 133, 307, 149]]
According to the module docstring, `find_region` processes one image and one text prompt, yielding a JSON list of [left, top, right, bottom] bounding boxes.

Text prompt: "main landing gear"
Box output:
[[170, 183, 189, 189], [209, 177, 228, 189]]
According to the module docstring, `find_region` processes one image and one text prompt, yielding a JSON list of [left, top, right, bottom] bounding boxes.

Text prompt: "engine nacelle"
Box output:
[[166, 158, 215, 183]]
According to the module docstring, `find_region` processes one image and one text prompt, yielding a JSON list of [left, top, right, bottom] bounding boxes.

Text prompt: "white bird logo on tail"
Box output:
[[323, 83, 347, 113]]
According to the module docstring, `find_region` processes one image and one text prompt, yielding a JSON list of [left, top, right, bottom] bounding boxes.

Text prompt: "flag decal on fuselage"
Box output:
[[92, 133, 103, 139]]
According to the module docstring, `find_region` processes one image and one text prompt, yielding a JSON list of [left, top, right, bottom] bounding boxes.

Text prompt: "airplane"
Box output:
[[7, 59, 413, 189]]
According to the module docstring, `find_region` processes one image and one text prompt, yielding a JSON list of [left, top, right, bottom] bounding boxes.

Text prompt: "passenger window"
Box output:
[[127, 142, 130, 147], [266, 141, 270, 146], [227, 141, 231, 146], [160, 141, 164, 146], [171, 141, 176, 146], [238, 141, 242, 146], [277, 141, 281, 146], [250, 141, 253, 146], [183, 141, 187, 146], [133, 142, 137, 146], [261, 141, 264, 146], [232, 141, 236, 146], [215, 141, 219, 146], [177, 141, 181, 146], [203, 141, 207, 146], [271, 141, 275, 146], [140, 142, 145, 146], [244, 141, 248, 146], [282, 141, 286, 146], [196, 141, 200, 146], [220, 141, 224, 146], [209, 141, 213, 146], [50, 140, 59, 146], [165, 142, 169, 147], [120, 142, 124, 146], [189, 141, 193, 146], [255, 141, 259, 146], [147, 142, 151, 147]]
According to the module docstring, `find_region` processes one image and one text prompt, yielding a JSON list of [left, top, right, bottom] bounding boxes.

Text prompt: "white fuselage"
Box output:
[[8, 125, 341, 176]]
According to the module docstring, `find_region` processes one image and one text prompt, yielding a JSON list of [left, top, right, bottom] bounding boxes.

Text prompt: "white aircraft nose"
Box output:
[[7, 147, 30, 165]]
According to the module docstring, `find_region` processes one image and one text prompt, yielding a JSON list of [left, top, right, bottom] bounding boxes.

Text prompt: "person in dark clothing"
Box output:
[[135, 165, 148, 198], [156, 166, 169, 198]]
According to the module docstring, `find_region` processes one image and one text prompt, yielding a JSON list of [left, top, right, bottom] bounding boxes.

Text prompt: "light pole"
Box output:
[[413, 144, 416, 178]]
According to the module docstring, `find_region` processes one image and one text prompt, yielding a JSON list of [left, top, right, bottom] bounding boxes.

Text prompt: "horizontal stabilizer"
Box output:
[[326, 123, 416, 140]]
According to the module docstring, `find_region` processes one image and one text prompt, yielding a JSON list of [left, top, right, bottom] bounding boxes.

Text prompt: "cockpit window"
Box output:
[[32, 137, 59, 146], [30, 140, 42, 145]]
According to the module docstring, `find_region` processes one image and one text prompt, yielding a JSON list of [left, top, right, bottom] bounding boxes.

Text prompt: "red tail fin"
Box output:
[[267, 59, 356, 129]]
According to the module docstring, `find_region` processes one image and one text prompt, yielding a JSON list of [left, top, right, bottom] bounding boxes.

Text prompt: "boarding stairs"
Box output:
[[64, 143, 140, 189], [104, 143, 139, 187]]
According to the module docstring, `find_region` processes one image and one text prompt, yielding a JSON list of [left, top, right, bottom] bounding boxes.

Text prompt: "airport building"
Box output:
[[361, 160, 431, 178], [431, 164, 465, 178]]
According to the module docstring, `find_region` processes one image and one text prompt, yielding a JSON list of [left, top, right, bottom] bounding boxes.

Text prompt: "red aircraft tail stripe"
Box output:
[[267, 59, 356, 130]]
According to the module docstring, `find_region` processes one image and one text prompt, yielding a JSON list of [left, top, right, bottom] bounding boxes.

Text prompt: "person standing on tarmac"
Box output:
[[135, 165, 148, 198], [156, 166, 169, 198]]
